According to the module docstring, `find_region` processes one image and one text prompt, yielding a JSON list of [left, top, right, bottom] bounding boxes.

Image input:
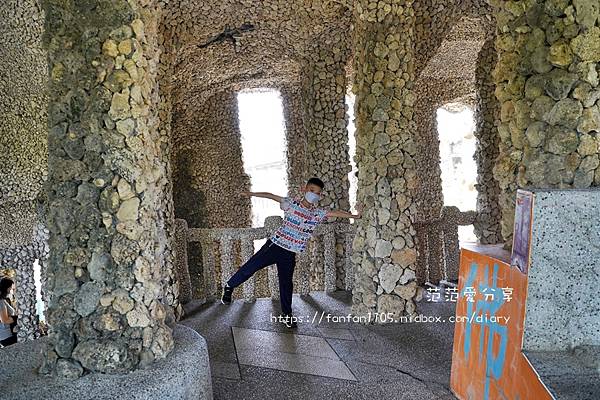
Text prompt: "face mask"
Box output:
[[304, 191, 320, 204]]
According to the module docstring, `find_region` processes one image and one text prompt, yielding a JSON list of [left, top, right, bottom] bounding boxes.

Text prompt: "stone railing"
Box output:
[[174, 217, 357, 303], [173, 207, 478, 303], [415, 206, 478, 287]]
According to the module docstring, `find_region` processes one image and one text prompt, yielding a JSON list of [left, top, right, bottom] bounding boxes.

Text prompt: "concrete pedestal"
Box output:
[[0, 325, 212, 400]]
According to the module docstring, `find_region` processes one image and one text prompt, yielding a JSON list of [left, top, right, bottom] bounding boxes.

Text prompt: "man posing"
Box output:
[[221, 177, 361, 328]]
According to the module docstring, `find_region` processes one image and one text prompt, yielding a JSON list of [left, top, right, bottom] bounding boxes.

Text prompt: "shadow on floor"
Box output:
[[180, 291, 458, 400]]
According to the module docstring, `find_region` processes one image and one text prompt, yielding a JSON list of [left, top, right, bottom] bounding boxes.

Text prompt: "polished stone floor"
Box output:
[[181, 291, 459, 400]]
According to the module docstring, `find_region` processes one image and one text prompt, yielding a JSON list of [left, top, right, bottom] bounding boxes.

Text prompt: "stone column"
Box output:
[[474, 36, 503, 244], [492, 0, 600, 242], [414, 99, 444, 223], [281, 86, 309, 198], [15, 258, 38, 341], [351, 0, 420, 319], [0, 0, 48, 250], [172, 90, 252, 229], [172, 90, 252, 299], [301, 47, 352, 210], [42, 0, 174, 377]]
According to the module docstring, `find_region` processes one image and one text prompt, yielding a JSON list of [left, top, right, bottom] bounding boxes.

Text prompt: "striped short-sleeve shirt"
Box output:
[[270, 197, 329, 253]]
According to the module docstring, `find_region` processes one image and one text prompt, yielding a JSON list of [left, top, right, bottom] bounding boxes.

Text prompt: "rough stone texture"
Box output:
[[171, 90, 253, 300], [0, 222, 49, 341], [414, 0, 496, 77], [411, 13, 504, 283], [491, 0, 600, 243], [173, 218, 193, 304], [474, 35, 504, 244], [351, 0, 420, 319], [0, 324, 213, 400], [523, 189, 600, 351], [0, 0, 48, 249], [2, 0, 598, 383], [301, 45, 352, 212], [41, 0, 177, 376], [162, 0, 353, 118], [281, 86, 309, 199], [172, 90, 252, 230]]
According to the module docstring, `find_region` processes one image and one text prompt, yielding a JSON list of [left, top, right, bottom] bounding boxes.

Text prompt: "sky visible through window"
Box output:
[[237, 91, 478, 245], [346, 93, 358, 214], [237, 89, 288, 249], [437, 106, 478, 242]]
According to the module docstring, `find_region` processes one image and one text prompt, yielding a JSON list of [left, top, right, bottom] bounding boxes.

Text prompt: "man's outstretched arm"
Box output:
[[240, 191, 284, 203], [326, 204, 363, 220]]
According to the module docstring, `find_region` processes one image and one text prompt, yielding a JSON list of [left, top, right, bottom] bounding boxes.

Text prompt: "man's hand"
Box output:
[[355, 204, 363, 219], [240, 191, 284, 203], [326, 205, 363, 220]]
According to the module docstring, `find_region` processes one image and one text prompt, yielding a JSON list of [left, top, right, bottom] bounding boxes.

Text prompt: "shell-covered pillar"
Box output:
[[0, 0, 48, 252], [281, 86, 309, 199], [42, 0, 175, 377], [492, 0, 600, 242], [172, 90, 252, 229], [351, 0, 420, 319], [301, 46, 352, 210], [474, 35, 503, 244], [171, 90, 252, 299]]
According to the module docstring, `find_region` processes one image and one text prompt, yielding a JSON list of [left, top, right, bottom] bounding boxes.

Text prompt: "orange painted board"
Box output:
[[450, 248, 553, 400]]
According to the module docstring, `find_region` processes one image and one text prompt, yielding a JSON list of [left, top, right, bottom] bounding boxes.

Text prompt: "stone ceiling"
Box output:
[[162, 0, 354, 119], [161, 0, 494, 125]]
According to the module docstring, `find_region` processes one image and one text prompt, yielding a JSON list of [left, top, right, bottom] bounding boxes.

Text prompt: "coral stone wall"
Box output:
[[301, 46, 352, 211], [492, 0, 600, 241], [41, 0, 176, 377], [171, 90, 252, 299], [0, 223, 49, 341], [0, 0, 48, 248], [172, 90, 252, 229], [281, 86, 309, 199], [474, 35, 503, 244], [412, 15, 503, 247], [351, 0, 421, 318]]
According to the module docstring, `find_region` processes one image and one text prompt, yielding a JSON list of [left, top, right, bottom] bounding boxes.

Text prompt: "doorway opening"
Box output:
[[437, 104, 477, 242], [237, 88, 287, 248]]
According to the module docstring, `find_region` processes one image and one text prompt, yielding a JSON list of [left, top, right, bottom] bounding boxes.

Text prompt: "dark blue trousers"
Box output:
[[226, 239, 296, 315]]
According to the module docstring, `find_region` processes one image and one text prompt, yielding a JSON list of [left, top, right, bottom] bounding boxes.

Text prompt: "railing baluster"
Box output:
[[240, 237, 255, 302], [202, 237, 217, 299], [297, 249, 310, 295], [220, 237, 233, 294], [268, 264, 279, 300], [183, 218, 358, 303], [345, 232, 354, 290], [323, 229, 336, 293]]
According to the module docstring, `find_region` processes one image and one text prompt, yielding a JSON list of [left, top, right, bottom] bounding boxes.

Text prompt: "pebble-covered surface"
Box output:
[[1, 0, 598, 380], [351, 0, 423, 319], [492, 0, 600, 242], [0, 223, 49, 341], [474, 35, 504, 245], [41, 0, 179, 377], [0, 324, 213, 400], [0, 0, 48, 248]]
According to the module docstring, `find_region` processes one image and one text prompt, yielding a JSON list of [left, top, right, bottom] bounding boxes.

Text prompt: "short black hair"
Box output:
[[0, 278, 13, 299], [307, 177, 324, 189]]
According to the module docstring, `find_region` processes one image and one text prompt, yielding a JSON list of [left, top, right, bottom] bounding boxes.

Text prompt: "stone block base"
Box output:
[[0, 325, 212, 400]]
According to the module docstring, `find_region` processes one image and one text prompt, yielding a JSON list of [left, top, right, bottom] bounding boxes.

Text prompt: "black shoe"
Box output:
[[283, 313, 297, 329], [221, 284, 233, 304]]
